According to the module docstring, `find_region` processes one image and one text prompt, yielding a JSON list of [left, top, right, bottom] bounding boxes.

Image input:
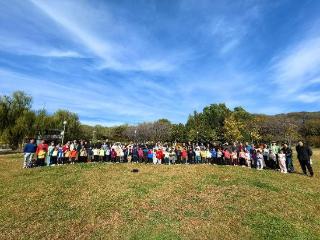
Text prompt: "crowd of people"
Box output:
[[23, 139, 314, 177]]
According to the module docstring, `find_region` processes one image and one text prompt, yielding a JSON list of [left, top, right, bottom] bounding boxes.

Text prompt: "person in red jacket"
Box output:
[[36, 140, 48, 167], [181, 148, 188, 164], [156, 148, 163, 164]]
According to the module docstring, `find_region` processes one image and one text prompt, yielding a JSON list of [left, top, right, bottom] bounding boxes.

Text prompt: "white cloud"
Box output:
[[270, 36, 320, 100], [29, 0, 190, 73]]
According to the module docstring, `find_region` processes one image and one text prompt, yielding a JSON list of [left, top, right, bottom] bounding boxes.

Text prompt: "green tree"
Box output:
[[0, 91, 33, 149]]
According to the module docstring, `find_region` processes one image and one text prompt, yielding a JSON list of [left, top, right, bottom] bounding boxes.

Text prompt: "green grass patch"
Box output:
[[0, 151, 319, 239]]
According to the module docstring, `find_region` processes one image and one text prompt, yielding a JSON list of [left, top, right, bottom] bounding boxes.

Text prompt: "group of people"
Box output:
[[23, 139, 314, 177]]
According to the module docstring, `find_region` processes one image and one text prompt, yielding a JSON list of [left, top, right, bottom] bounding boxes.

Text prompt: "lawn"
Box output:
[[0, 151, 319, 240]]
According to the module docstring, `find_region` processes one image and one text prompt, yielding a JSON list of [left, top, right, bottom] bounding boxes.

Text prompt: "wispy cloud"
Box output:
[[270, 35, 320, 100], [29, 0, 192, 73], [1, 0, 320, 125]]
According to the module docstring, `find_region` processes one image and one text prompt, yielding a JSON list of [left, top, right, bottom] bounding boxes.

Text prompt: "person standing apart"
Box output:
[[23, 139, 36, 168], [296, 141, 314, 177]]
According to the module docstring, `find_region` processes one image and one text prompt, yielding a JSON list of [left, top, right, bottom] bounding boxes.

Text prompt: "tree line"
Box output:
[[1, 91, 320, 149]]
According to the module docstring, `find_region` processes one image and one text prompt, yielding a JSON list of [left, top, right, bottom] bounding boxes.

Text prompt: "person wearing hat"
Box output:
[[296, 141, 314, 177]]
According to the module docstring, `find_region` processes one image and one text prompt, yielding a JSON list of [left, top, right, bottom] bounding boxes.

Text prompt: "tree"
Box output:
[[51, 110, 82, 141], [223, 114, 243, 143], [0, 91, 33, 149]]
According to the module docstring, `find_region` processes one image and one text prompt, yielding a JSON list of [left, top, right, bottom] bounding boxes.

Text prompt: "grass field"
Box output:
[[0, 151, 319, 240]]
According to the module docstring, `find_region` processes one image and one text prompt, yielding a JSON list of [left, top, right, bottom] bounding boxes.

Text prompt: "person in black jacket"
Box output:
[[282, 144, 294, 173], [296, 141, 314, 177]]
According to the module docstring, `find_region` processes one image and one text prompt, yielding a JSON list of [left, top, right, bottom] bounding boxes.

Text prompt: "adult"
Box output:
[[282, 144, 294, 173], [296, 141, 314, 177], [23, 139, 37, 168]]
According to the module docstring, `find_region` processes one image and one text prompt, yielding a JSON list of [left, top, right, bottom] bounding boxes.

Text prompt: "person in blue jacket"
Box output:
[[23, 139, 36, 168]]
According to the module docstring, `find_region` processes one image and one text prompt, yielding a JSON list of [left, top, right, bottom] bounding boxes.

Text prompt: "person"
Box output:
[[188, 147, 194, 164], [239, 149, 246, 166], [51, 146, 58, 165], [176, 147, 182, 164], [23, 139, 36, 168], [256, 150, 264, 170], [211, 147, 217, 164], [231, 150, 238, 166], [63, 142, 70, 164], [223, 149, 231, 165], [147, 149, 153, 163], [194, 147, 201, 164], [282, 144, 294, 173], [119, 147, 124, 163], [70, 148, 78, 164], [245, 150, 251, 168], [296, 141, 313, 177], [99, 148, 105, 162], [57, 144, 64, 165], [111, 148, 117, 163], [181, 148, 188, 164], [152, 149, 157, 164], [263, 144, 270, 168], [138, 148, 144, 163], [93, 147, 99, 162], [206, 148, 211, 164], [200, 148, 207, 164], [46, 142, 55, 166], [79, 146, 88, 162], [36, 140, 48, 167], [156, 148, 163, 164], [278, 150, 287, 173], [269, 150, 277, 169], [169, 149, 176, 165], [132, 146, 139, 163], [163, 148, 170, 164]]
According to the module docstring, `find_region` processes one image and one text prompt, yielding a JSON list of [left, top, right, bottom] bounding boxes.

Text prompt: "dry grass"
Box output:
[[0, 151, 319, 240]]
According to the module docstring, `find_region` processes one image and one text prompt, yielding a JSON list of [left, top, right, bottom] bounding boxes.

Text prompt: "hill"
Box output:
[[0, 152, 319, 239]]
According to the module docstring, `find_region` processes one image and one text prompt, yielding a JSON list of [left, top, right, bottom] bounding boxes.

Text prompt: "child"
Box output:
[[169, 149, 176, 165], [156, 148, 163, 164], [217, 148, 223, 165], [164, 149, 170, 164], [223, 149, 231, 165], [70, 148, 77, 164], [278, 150, 287, 173], [51, 147, 58, 165], [181, 148, 188, 164], [147, 149, 153, 163], [200, 148, 207, 163], [57, 144, 64, 165], [47, 142, 55, 166], [93, 147, 99, 162], [232, 150, 238, 166], [194, 147, 201, 164], [211, 148, 217, 164], [206, 148, 212, 164], [245, 150, 251, 168], [99, 148, 105, 162], [239, 149, 246, 166], [269, 150, 277, 169], [256, 150, 264, 170], [111, 148, 117, 163], [79, 146, 87, 162], [153, 149, 157, 164]]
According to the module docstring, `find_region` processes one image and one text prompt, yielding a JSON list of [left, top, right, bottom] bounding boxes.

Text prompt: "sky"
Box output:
[[1, 0, 320, 126]]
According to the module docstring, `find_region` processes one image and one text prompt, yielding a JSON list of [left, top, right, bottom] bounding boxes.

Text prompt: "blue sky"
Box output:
[[1, 0, 320, 126]]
